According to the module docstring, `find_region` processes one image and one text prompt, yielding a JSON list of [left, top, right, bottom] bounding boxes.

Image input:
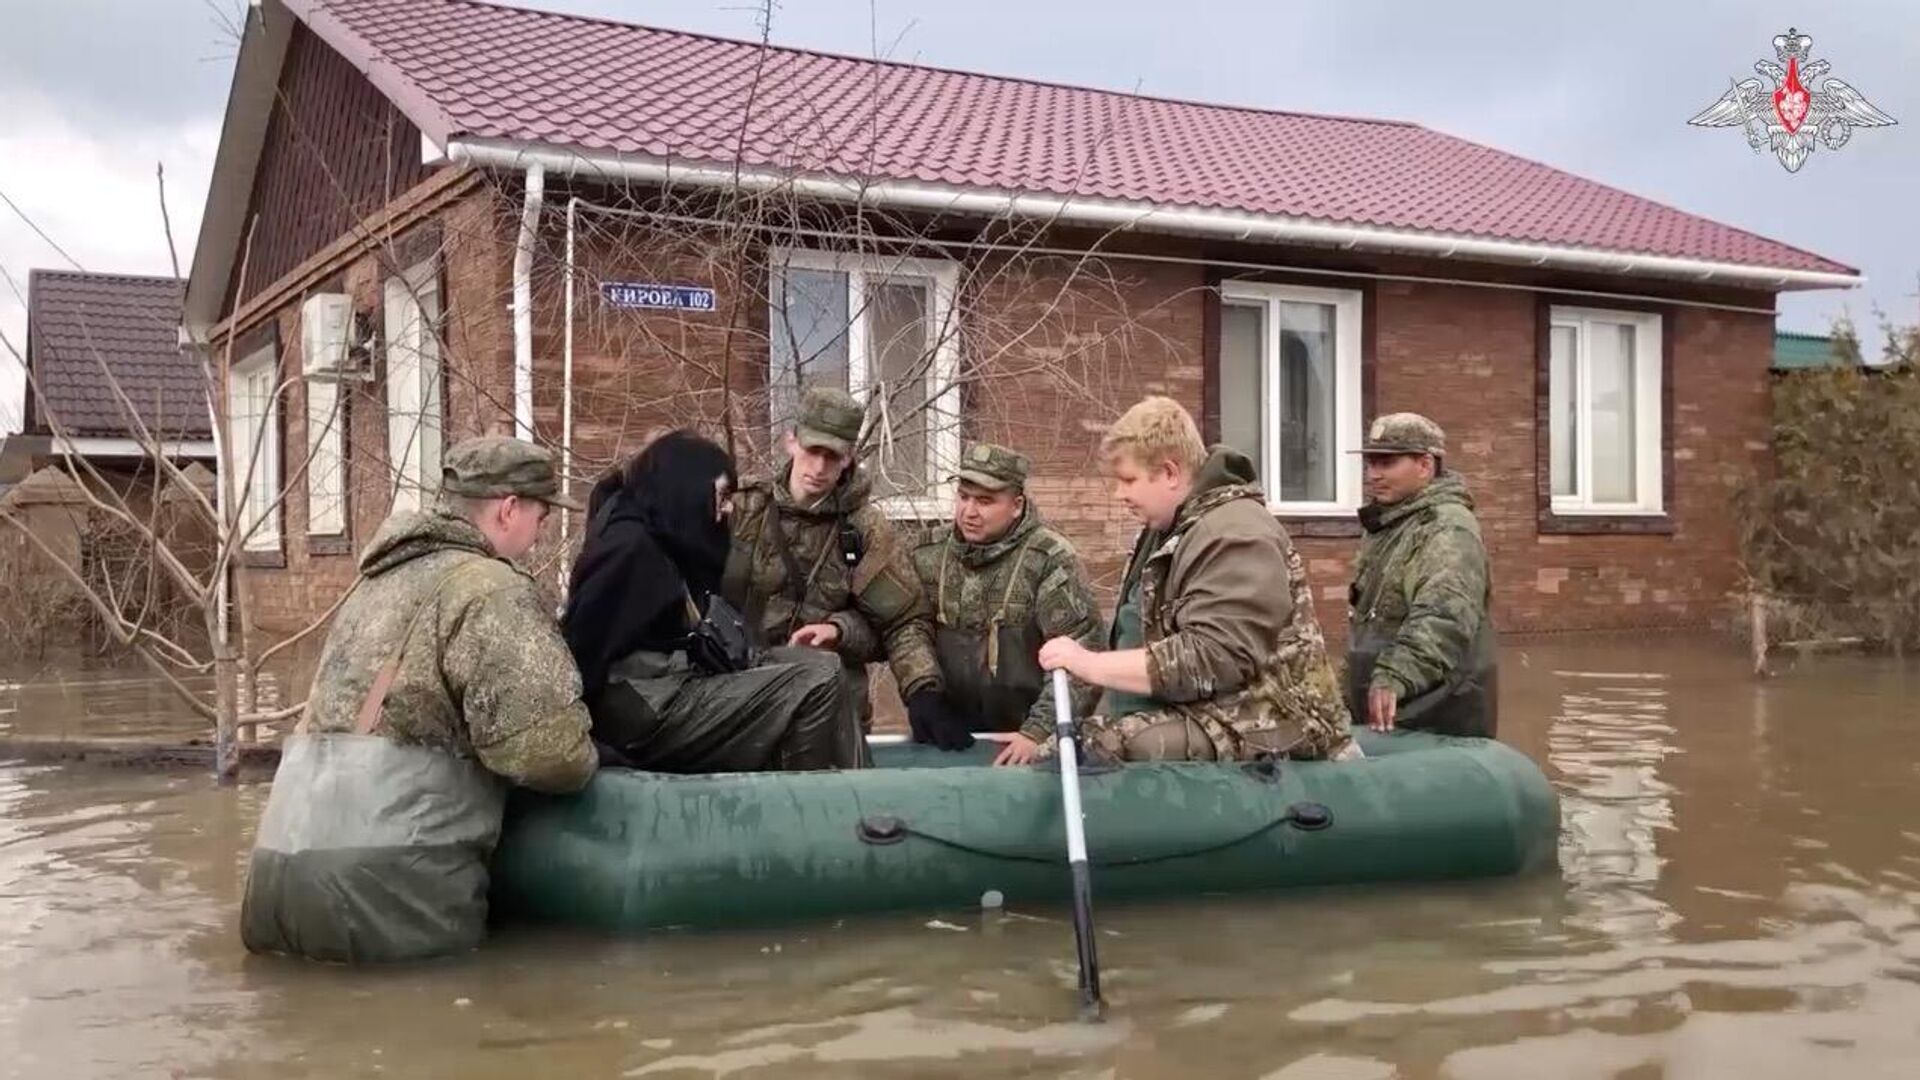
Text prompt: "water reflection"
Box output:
[[1, 638, 1918, 1078], [1546, 668, 1680, 944]]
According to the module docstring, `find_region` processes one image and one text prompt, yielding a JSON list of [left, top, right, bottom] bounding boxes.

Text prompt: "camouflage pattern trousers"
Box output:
[[1044, 709, 1362, 764]]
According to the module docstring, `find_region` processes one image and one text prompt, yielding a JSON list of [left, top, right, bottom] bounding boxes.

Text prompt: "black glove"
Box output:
[[905, 690, 974, 752], [594, 739, 638, 771]]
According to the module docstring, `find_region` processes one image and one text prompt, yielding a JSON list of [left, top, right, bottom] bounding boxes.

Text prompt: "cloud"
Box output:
[[0, 0, 241, 131], [0, 86, 218, 432]]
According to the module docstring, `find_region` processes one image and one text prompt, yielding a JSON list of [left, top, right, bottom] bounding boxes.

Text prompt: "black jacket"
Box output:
[[561, 490, 696, 702]]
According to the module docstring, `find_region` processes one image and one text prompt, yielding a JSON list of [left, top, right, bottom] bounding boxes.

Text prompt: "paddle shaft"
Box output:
[[1051, 669, 1104, 1020]]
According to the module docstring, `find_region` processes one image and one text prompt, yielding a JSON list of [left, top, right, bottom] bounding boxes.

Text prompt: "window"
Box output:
[[1217, 282, 1364, 514], [228, 343, 281, 552], [383, 261, 443, 513], [768, 249, 961, 515], [1549, 306, 1663, 515], [305, 379, 346, 536]]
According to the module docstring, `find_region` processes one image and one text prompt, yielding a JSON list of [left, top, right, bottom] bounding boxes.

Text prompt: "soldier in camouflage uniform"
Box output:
[[908, 443, 1105, 763], [1347, 413, 1498, 737], [1039, 397, 1358, 763], [722, 387, 947, 735], [242, 437, 597, 964]]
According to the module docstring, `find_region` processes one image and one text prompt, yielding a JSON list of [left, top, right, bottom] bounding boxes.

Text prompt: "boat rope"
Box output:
[[854, 801, 1332, 867]]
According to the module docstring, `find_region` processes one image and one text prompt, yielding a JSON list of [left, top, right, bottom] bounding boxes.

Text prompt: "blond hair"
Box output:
[[1101, 396, 1206, 472]]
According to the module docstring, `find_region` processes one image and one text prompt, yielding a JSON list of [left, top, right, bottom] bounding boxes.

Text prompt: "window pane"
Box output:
[[415, 277, 442, 494], [1219, 303, 1266, 488], [1277, 301, 1336, 503], [384, 276, 427, 511], [1550, 325, 1578, 498], [769, 266, 850, 443], [307, 380, 345, 535], [866, 279, 931, 499], [1590, 322, 1638, 504], [236, 365, 276, 543]]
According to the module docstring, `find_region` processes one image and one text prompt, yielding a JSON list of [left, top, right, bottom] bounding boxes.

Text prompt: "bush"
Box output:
[[1739, 319, 1920, 654]]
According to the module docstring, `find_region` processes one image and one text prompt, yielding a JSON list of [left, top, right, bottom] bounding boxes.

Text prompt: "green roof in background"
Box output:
[[1773, 331, 1856, 371]]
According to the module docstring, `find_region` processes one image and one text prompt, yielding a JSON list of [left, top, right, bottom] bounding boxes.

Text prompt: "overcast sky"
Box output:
[[3, 0, 1914, 432]]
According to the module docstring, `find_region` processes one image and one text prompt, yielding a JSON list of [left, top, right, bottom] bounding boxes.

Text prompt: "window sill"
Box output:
[[1275, 515, 1363, 539], [240, 547, 287, 569], [1538, 512, 1676, 536], [876, 495, 952, 522], [307, 534, 353, 556]]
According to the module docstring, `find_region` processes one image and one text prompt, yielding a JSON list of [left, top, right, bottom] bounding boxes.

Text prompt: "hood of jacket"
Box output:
[[358, 507, 498, 578], [1169, 445, 1263, 531]]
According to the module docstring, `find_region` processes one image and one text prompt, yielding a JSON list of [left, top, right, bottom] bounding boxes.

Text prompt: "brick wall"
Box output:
[[234, 185, 518, 635], [236, 184, 1775, 651]]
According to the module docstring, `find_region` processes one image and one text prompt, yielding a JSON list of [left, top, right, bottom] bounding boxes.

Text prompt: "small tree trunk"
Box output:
[[1748, 589, 1769, 678], [214, 643, 240, 783]]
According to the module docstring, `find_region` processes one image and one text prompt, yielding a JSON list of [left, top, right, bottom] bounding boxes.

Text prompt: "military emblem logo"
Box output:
[[1688, 27, 1895, 173]]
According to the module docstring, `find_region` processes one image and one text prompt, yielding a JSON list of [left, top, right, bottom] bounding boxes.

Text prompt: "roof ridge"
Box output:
[[455, 0, 1420, 131], [29, 268, 185, 286]]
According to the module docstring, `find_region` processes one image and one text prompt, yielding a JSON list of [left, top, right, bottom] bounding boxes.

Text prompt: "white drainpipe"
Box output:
[[511, 162, 544, 441], [558, 194, 579, 597]]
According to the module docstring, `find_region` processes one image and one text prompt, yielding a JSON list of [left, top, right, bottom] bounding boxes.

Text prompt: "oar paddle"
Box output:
[[1051, 668, 1105, 1021]]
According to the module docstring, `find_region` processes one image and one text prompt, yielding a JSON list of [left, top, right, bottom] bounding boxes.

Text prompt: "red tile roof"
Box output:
[[25, 270, 208, 439], [287, 0, 1850, 277]]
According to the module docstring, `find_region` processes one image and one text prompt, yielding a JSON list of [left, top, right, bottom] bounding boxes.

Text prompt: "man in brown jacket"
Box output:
[[1038, 397, 1358, 762]]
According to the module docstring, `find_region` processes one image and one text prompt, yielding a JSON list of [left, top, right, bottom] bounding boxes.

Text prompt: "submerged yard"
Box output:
[[1, 635, 1917, 1078]]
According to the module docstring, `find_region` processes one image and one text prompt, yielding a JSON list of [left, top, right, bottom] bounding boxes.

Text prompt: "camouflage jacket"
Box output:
[[910, 506, 1106, 741], [1134, 447, 1353, 759], [721, 465, 942, 698], [300, 506, 597, 794], [1349, 472, 1493, 700]]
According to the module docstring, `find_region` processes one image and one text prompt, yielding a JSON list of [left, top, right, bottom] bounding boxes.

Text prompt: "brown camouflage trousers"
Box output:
[[1041, 709, 1360, 764]]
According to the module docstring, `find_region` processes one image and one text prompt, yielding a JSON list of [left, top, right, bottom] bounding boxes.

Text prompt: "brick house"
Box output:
[[19, 269, 217, 475], [184, 0, 1858, 644], [7, 270, 219, 647]]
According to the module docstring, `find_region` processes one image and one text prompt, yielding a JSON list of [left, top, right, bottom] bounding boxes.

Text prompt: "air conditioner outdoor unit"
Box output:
[[300, 293, 368, 380]]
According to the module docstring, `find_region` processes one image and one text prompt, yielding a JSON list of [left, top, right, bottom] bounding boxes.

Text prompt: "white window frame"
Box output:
[[768, 247, 963, 518], [228, 343, 282, 553], [383, 260, 443, 514], [1218, 280, 1364, 516], [304, 377, 346, 536], [1548, 306, 1664, 516]]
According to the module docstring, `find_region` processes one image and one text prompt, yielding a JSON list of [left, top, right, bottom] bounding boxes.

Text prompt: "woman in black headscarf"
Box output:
[[562, 431, 865, 773]]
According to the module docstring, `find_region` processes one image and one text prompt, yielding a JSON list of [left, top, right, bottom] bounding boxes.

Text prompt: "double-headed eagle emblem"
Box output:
[[1689, 28, 1895, 173]]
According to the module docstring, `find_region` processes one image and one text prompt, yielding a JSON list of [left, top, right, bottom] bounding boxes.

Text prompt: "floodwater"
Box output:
[[2, 638, 1918, 1079]]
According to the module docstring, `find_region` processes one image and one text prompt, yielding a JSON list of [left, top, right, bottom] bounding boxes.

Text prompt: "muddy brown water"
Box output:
[[2, 638, 1918, 1079]]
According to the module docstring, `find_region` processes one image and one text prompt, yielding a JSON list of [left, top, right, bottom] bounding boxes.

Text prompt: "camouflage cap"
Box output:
[[793, 386, 864, 455], [440, 435, 584, 511], [1353, 412, 1446, 457], [952, 442, 1030, 492]]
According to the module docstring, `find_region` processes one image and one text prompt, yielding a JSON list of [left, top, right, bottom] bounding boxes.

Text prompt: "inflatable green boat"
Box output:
[[490, 730, 1559, 933]]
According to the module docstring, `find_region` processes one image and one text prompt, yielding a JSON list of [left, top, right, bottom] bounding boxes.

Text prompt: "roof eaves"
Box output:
[[183, 0, 297, 331], [450, 137, 1866, 292]]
